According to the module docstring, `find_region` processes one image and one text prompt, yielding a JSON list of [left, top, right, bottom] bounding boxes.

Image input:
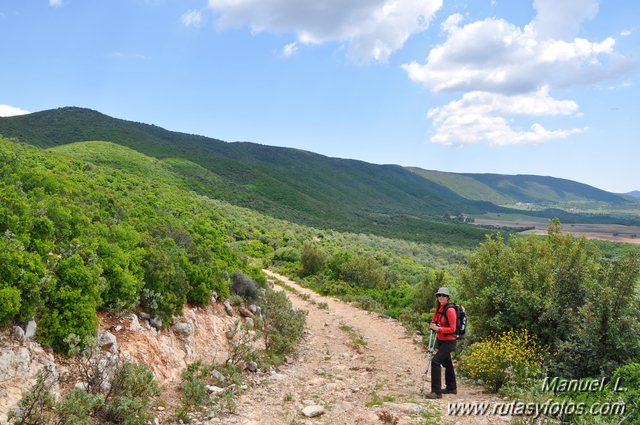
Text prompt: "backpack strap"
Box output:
[[440, 303, 457, 336], [436, 303, 452, 326]]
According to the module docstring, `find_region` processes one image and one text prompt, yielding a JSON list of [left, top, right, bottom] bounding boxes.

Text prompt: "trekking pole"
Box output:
[[424, 330, 436, 376], [420, 330, 437, 394]]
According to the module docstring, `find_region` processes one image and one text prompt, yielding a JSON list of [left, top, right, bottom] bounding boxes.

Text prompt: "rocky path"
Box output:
[[224, 270, 509, 425]]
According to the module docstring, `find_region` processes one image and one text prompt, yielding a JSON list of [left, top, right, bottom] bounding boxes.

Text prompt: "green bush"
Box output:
[[272, 247, 300, 263], [609, 363, 640, 424], [317, 279, 354, 297], [300, 241, 326, 275], [180, 360, 214, 411], [349, 295, 384, 313], [0, 237, 46, 323], [0, 286, 21, 325], [262, 289, 306, 363], [55, 388, 104, 425], [412, 269, 453, 314], [461, 222, 640, 378], [339, 255, 386, 289], [36, 285, 99, 353], [101, 362, 159, 425]]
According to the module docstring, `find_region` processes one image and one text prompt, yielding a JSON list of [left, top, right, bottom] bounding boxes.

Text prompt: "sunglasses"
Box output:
[[436, 294, 448, 297]]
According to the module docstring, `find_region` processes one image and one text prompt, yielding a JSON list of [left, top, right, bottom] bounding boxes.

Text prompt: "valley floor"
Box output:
[[473, 219, 640, 245]]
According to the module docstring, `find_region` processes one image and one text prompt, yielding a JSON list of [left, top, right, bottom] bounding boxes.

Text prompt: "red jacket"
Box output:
[[432, 303, 457, 341]]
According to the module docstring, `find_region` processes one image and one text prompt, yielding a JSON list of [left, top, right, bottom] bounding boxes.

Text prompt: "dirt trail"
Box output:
[[226, 270, 509, 425]]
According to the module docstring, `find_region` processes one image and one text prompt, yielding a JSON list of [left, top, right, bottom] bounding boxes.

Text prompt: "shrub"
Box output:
[[317, 279, 354, 297], [0, 286, 21, 325], [300, 241, 326, 275], [412, 269, 452, 314], [179, 360, 214, 412], [272, 247, 300, 263], [232, 270, 260, 301], [36, 285, 99, 353], [339, 255, 386, 289], [262, 289, 306, 363], [459, 329, 545, 393], [225, 319, 263, 369], [460, 223, 640, 379], [55, 389, 104, 425], [175, 360, 243, 420], [101, 362, 159, 425], [609, 362, 640, 424], [65, 334, 115, 395], [8, 367, 56, 424]]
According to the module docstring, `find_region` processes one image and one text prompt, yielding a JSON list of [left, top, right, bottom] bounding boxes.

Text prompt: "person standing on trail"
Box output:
[[425, 287, 457, 399]]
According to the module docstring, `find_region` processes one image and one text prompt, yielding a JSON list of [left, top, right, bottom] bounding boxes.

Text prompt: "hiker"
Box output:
[[425, 287, 457, 399]]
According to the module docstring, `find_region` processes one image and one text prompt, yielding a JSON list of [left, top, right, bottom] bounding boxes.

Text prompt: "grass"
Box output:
[[339, 323, 368, 348]]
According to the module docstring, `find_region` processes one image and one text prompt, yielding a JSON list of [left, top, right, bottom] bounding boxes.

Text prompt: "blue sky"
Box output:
[[1, 0, 638, 193]]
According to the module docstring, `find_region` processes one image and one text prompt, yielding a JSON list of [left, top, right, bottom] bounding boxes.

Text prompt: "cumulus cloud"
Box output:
[[0, 104, 30, 117], [207, 0, 443, 63], [427, 88, 586, 146], [49, 0, 62, 7], [182, 10, 204, 28], [528, 0, 598, 41], [403, 0, 628, 146]]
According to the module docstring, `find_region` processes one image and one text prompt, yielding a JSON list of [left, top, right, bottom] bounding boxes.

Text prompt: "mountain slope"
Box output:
[[408, 168, 632, 206], [2, 107, 636, 243], [626, 190, 640, 199], [0, 107, 495, 246]]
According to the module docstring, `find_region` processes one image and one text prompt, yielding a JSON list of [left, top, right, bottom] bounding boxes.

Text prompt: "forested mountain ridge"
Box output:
[[0, 107, 497, 246], [1, 107, 636, 245], [408, 167, 632, 206]]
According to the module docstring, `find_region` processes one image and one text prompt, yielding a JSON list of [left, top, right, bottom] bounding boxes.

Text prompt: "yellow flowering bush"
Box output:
[[458, 329, 545, 393]]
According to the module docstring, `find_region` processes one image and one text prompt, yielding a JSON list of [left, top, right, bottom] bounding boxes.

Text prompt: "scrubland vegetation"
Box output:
[[2, 137, 639, 423]]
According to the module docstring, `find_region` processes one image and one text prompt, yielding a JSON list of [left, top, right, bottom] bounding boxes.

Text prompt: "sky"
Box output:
[[1, 0, 638, 193]]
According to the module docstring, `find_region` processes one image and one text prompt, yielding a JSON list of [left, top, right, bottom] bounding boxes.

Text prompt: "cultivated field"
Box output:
[[473, 218, 640, 244]]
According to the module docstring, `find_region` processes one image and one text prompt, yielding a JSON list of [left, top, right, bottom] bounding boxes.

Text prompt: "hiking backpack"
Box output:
[[442, 303, 467, 339]]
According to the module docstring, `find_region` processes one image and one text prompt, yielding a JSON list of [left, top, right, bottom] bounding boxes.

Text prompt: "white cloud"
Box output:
[[207, 0, 443, 63], [528, 0, 598, 41], [0, 104, 30, 117], [403, 17, 620, 94], [427, 88, 585, 146], [182, 10, 204, 28], [620, 30, 632, 37], [49, 0, 62, 7], [403, 0, 629, 146], [281, 42, 298, 58]]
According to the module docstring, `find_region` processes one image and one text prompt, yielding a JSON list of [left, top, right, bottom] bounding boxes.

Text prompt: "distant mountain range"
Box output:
[[626, 191, 640, 198], [0, 107, 637, 245], [408, 168, 630, 205]]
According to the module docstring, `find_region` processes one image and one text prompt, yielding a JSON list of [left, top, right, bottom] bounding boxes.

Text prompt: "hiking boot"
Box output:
[[424, 392, 442, 399], [442, 388, 457, 394]]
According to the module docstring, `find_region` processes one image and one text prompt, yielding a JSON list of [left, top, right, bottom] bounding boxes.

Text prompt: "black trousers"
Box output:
[[431, 339, 457, 394]]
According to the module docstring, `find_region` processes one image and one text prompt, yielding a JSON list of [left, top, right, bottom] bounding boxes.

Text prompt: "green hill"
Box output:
[[408, 168, 631, 206], [0, 107, 497, 246], [0, 136, 471, 353], [1, 107, 636, 244]]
